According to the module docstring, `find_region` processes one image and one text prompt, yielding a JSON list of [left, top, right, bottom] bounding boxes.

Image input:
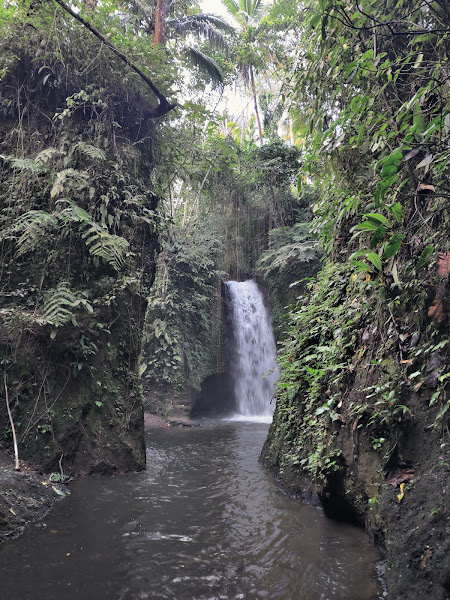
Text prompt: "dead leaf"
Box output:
[[414, 381, 424, 392], [397, 482, 406, 502], [428, 298, 444, 323], [437, 252, 450, 278], [9, 508, 16, 516]]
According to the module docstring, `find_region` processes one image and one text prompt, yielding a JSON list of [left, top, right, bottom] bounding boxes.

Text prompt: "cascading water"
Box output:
[[226, 280, 279, 420]]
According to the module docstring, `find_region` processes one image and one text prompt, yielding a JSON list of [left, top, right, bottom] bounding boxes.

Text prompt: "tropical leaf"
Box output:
[[34, 147, 60, 166], [5, 210, 59, 256], [57, 198, 91, 223], [367, 252, 382, 271], [221, 0, 240, 18], [81, 225, 129, 271], [169, 13, 234, 42], [184, 47, 225, 85], [383, 233, 404, 260], [416, 245, 434, 270], [57, 199, 129, 271]]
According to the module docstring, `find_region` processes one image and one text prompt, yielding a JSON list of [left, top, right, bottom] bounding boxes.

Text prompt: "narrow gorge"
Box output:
[[0, 1, 448, 599]]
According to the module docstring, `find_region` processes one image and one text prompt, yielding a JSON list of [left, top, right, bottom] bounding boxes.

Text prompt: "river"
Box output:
[[0, 420, 382, 600]]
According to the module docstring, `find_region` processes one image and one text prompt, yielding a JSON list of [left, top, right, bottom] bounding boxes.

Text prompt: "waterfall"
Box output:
[[226, 280, 279, 420]]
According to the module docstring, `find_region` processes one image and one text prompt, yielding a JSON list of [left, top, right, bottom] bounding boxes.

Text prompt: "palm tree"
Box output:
[[129, 0, 234, 85], [221, 0, 267, 143]]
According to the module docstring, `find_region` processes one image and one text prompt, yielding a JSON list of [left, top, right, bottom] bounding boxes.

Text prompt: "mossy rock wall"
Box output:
[[256, 223, 322, 337], [0, 16, 160, 474], [142, 267, 229, 419], [261, 261, 450, 599]]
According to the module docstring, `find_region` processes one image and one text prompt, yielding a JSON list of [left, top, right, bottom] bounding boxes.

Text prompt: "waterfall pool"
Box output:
[[0, 421, 382, 600]]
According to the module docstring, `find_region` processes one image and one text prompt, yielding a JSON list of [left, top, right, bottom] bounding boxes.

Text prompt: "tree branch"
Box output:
[[53, 0, 176, 118]]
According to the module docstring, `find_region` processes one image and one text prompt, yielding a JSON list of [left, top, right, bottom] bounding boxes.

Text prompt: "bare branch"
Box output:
[[4, 374, 20, 472]]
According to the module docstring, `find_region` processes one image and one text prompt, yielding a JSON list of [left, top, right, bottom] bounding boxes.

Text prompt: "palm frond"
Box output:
[[170, 16, 231, 53], [168, 13, 234, 35], [184, 47, 225, 86], [221, 0, 240, 17], [250, 0, 266, 20]]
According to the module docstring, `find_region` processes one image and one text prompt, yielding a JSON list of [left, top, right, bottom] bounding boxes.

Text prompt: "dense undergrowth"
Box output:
[[261, 1, 450, 597], [0, 3, 165, 472], [142, 229, 225, 415]]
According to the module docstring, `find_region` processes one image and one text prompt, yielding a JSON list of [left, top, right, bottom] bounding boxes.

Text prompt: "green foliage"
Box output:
[[42, 282, 93, 327], [278, 0, 450, 264], [142, 229, 225, 396], [0, 7, 160, 467], [1, 153, 131, 272]]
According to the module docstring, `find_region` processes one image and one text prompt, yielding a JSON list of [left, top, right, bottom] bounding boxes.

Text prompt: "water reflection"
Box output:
[[0, 422, 382, 600]]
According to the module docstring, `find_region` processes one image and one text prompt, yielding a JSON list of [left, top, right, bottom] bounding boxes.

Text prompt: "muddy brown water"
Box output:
[[0, 421, 382, 599]]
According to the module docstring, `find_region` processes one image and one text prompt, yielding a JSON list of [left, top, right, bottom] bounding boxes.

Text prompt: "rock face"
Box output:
[[261, 261, 450, 600], [0, 22, 159, 475], [142, 265, 230, 420], [256, 223, 322, 337]]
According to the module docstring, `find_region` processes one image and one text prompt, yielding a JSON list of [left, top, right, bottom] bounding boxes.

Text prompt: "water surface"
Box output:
[[0, 421, 382, 599]]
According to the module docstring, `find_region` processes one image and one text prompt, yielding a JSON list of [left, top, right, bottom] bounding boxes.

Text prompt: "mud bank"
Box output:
[[0, 451, 67, 543]]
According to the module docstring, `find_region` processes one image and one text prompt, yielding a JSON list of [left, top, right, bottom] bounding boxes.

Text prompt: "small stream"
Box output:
[[0, 421, 382, 600]]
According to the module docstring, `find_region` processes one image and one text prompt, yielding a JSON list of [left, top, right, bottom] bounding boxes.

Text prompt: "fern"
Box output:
[[34, 147, 60, 166], [7, 210, 59, 256], [43, 282, 93, 327], [82, 225, 129, 271], [0, 147, 59, 171], [3, 156, 41, 172], [50, 168, 89, 198], [73, 141, 106, 161], [58, 199, 129, 271], [57, 198, 91, 223]]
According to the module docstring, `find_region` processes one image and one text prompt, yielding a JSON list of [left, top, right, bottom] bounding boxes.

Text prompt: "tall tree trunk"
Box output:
[[249, 66, 263, 145], [154, 0, 168, 48]]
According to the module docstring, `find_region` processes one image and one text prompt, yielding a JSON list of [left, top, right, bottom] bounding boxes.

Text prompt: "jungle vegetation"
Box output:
[[0, 0, 449, 595], [0, 0, 448, 531]]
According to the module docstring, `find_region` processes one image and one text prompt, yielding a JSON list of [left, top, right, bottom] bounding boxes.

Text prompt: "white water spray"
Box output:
[[226, 280, 279, 420]]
